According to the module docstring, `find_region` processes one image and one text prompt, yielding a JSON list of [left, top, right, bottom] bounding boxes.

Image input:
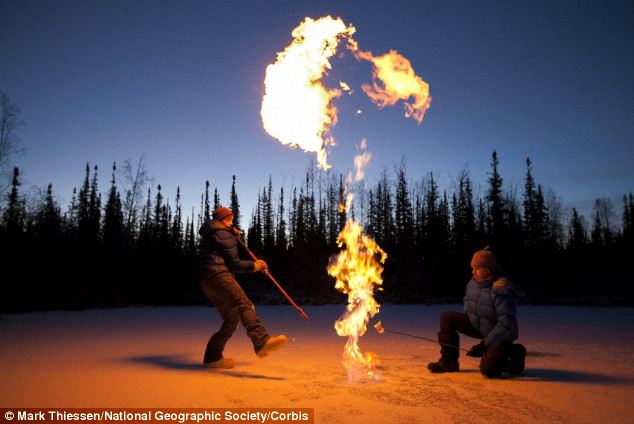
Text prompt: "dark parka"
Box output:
[[199, 219, 255, 276], [463, 277, 519, 346]]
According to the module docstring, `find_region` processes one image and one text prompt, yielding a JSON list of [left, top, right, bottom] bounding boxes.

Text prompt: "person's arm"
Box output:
[[213, 228, 255, 273], [485, 279, 518, 346]]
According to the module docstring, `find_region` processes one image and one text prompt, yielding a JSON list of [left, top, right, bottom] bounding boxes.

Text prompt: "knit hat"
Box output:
[[212, 206, 233, 220], [470, 246, 497, 270]]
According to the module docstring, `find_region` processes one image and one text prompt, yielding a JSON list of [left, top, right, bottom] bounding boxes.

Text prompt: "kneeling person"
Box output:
[[428, 247, 526, 377]]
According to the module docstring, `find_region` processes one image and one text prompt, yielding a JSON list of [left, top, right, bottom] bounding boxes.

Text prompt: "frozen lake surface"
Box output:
[[2, 304, 634, 423]]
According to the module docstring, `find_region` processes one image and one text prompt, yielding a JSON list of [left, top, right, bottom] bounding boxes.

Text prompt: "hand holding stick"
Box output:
[[233, 227, 309, 321]]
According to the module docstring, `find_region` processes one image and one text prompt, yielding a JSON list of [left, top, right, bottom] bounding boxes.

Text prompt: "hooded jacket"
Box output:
[[463, 276, 519, 346], [199, 219, 255, 276]]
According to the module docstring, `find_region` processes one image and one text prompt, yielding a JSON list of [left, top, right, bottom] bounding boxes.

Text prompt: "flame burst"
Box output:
[[261, 16, 355, 170], [328, 219, 387, 382], [261, 15, 429, 382], [353, 49, 432, 123], [261, 16, 431, 169]]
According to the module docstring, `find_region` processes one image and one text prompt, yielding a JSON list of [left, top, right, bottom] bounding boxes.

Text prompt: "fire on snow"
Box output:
[[261, 16, 431, 169], [328, 218, 387, 382], [261, 15, 429, 382]]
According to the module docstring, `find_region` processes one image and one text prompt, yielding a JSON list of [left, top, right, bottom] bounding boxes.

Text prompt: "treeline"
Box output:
[[1, 152, 633, 312], [244, 153, 633, 304]]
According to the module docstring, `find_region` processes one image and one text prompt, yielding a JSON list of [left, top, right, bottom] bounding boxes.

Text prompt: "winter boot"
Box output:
[[203, 358, 235, 369], [506, 343, 526, 375], [427, 331, 460, 373], [256, 335, 288, 358], [427, 358, 459, 373]]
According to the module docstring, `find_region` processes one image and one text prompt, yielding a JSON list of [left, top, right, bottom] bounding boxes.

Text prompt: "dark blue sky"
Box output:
[[1, 0, 632, 224]]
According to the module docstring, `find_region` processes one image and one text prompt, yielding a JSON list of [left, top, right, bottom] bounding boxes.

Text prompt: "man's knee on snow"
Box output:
[[479, 346, 506, 378], [479, 361, 503, 378]]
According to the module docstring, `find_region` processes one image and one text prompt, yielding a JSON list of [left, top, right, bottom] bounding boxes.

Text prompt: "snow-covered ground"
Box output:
[[2, 304, 634, 423]]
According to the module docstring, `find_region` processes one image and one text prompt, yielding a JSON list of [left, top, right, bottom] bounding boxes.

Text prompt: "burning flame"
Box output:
[[260, 16, 355, 170], [328, 219, 387, 382], [339, 81, 353, 94], [354, 139, 372, 181], [261, 15, 429, 382], [353, 49, 432, 124], [261, 16, 431, 170], [338, 139, 372, 213]]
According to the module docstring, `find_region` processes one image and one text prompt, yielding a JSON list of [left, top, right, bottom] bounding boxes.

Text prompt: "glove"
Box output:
[[466, 340, 486, 357], [254, 260, 269, 273]]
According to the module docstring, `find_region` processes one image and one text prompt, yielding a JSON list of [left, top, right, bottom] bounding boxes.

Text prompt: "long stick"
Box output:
[[374, 321, 469, 352], [234, 230, 310, 321]]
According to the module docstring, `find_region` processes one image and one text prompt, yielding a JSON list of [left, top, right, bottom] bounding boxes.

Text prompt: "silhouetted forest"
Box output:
[[1, 152, 633, 312]]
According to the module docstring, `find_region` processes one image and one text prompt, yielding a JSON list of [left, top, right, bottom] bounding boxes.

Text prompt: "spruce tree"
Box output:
[[395, 166, 413, 248], [103, 163, 124, 249], [327, 176, 338, 245], [65, 187, 79, 236], [38, 184, 62, 240], [213, 188, 220, 210], [453, 171, 476, 250], [77, 164, 91, 242], [171, 187, 183, 251], [230, 175, 241, 230], [276, 187, 287, 251], [486, 151, 506, 247], [439, 190, 451, 248], [204, 181, 210, 221], [423, 172, 440, 251], [568, 207, 587, 249], [2, 167, 25, 235], [377, 170, 394, 246], [337, 174, 347, 233], [88, 165, 101, 243], [263, 177, 275, 251]]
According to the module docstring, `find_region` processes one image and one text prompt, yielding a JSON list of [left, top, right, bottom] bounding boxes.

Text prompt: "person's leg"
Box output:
[[200, 272, 241, 365], [202, 272, 270, 353], [429, 311, 482, 373], [202, 302, 240, 364], [479, 343, 510, 378], [506, 343, 527, 375], [438, 311, 482, 358], [224, 278, 287, 358]]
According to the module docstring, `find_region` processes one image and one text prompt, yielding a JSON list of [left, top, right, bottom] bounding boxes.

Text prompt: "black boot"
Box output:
[[427, 331, 460, 373], [427, 358, 459, 373], [506, 343, 526, 375]]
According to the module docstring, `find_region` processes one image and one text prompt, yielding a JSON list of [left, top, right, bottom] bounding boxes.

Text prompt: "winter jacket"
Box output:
[[463, 276, 519, 346], [199, 219, 255, 276]]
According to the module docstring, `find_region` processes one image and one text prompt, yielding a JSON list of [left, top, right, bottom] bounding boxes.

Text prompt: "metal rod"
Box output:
[[373, 321, 469, 352], [233, 227, 310, 321]]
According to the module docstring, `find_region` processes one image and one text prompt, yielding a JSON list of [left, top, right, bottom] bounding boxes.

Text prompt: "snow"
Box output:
[[2, 304, 634, 423]]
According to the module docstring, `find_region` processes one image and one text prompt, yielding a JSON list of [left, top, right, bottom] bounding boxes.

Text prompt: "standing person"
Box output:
[[427, 247, 526, 377], [199, 206, 287, 369]]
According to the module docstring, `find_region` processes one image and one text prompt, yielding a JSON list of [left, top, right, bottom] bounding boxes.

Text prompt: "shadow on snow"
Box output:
[[122, 355, 286, 381], [519, 368, 634, 384]]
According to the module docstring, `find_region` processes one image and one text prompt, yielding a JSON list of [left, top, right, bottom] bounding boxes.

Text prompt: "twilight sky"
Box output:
[[1, 0, 633, 225]]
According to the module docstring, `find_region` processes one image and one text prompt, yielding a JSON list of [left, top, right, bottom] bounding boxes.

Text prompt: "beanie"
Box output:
[[470, 246, 497, 270], [212, 206, 233, 220]]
